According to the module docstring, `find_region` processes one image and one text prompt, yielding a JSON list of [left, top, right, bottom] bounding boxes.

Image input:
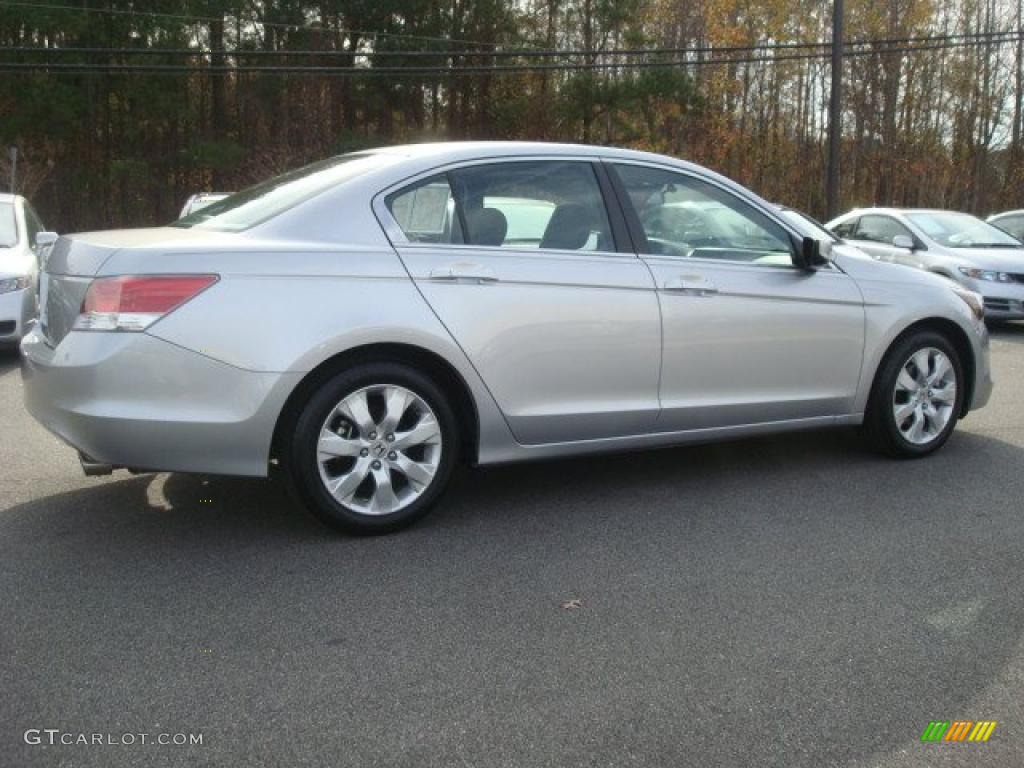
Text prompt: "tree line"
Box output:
[[1, 0, 1021, 233]]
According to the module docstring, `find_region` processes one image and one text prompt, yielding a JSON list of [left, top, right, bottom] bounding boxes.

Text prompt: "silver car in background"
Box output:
[[827, 207, 1024, 320], [0, 193, 49, 346], [179, 192, 231, 218], [987, 209, 1024, 242], [21, 143, 992, 534]]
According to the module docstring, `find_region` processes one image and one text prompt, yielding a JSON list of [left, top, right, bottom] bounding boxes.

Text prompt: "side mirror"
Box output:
[[794, 236, 828, 271], [892, 234, 914, 250], [35, 231, 58, 249]]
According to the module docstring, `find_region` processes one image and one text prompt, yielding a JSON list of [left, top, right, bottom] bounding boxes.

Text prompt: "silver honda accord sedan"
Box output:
[[21, 142, 993, 533]]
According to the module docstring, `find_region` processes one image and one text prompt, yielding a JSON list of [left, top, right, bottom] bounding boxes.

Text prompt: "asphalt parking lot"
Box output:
[[2, 327, 1024, 768]]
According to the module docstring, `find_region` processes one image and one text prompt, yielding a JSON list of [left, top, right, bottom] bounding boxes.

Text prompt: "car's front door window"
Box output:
[[611, 163, 794, 266]]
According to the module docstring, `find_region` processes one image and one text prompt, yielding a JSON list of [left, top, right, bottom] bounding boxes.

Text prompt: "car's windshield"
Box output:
[[778, 208, 838, 241], [0, 203, 17, 248], [905, 211, 1023, 248], [172, 153, 394, 232]]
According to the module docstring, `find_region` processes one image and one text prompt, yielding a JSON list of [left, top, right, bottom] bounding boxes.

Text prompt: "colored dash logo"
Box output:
[[921, 721, 997, 742]]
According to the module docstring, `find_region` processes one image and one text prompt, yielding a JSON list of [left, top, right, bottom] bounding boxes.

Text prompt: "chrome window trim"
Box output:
[[600, 157, 836, 271], [371, 155, 634, 259], [640, 252, 848, 278], [393, 240, 640, 263]]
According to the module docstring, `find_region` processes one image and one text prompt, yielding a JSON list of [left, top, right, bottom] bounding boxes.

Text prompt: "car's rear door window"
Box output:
[[447, 161, 615, 252]]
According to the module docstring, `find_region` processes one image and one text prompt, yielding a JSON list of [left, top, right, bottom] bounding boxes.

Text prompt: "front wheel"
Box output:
[[864, 331, 965, 458], [284, 363, 459, 534]]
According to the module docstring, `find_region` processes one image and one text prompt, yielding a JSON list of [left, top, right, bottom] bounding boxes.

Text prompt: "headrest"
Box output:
[[540, 204, 595, 250], [466, 207, 508, 247]]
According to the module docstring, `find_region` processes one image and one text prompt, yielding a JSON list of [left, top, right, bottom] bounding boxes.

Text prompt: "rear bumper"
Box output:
[[20, 326, 300, 476]]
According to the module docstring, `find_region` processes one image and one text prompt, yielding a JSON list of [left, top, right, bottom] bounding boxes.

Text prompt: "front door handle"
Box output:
[[663, 275, 718, 296], [429, 262, 499, 284]]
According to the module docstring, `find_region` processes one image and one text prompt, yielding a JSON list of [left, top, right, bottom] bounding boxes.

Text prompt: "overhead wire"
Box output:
[[0, 45, 1019, 78], [2, 29, 1021, 60]]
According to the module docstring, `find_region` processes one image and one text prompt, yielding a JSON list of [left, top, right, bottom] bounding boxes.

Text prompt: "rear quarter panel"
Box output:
[[124, 244, 519, 465]]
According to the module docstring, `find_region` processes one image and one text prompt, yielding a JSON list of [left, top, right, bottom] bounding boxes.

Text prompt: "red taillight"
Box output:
[[75, 274, 218, 331]]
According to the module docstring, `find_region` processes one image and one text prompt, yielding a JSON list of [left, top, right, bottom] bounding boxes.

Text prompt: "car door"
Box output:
[[849, 214, 916, 265], [376, 158, 661, 445], [607, 161, 865, 431]]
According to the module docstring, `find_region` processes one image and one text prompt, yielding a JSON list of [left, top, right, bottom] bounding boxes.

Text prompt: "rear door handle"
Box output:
[[429, 262, 499, 284], [663, 275, 718, 296]]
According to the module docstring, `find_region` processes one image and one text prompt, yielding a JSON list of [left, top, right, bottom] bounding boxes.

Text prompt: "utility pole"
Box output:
[[8, 146, 16, 195], [826, 0, 844, 219]]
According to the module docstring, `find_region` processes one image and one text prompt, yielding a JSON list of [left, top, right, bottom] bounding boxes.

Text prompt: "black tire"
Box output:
[[864, 330, 965, 458], [283, 362, 460, 535]]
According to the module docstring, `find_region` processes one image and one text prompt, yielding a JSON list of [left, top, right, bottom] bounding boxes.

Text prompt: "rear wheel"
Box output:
[[285, 362, 459, 534], [865, 330, 964, 458]]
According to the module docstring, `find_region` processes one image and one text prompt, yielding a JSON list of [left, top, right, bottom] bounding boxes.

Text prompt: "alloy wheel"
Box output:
[[891, 347, 957, 446], [316, 384, 442, 515]]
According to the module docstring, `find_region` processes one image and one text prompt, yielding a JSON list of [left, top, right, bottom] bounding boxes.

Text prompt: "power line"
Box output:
[[4, 0, 1017, 56], [3, 35, 1020, 77], [3, 29, 1021, 61]]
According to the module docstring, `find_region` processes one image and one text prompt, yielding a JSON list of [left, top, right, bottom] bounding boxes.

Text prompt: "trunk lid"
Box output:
[[39, 234, 117, 346], [40, 227, 235, 346]]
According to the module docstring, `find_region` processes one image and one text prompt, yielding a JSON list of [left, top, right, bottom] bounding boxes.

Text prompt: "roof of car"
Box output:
[[843, 207, 976, 216], [0, 193, 21, 204], [989, 209, 1024, 220], [364, 140, 681, 165]]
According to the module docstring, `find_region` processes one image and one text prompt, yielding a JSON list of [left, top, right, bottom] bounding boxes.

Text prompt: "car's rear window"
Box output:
[[0, 203, 17, 248], [172, 153, 394, 232]]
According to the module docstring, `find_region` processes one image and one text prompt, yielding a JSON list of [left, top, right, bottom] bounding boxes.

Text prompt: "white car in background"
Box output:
[[827, 208, 1024, 321], [179, 193, 231, 219], [0, 193, 51, 346]]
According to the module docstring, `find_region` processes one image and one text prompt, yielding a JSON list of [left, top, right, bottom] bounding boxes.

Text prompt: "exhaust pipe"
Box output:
[[79, 452, 116, 476]]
